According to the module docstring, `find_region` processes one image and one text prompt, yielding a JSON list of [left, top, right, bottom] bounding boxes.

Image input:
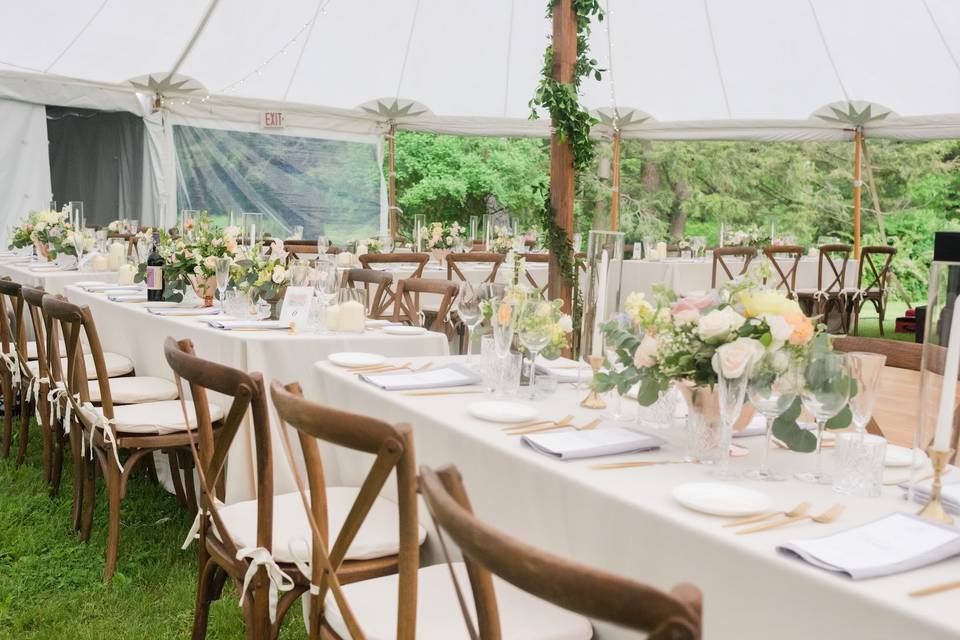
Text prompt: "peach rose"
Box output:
[[784, 312, 814, 345]]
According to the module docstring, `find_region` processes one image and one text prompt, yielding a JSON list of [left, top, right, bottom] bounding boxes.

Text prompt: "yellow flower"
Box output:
[[738, 290, 801, 318]]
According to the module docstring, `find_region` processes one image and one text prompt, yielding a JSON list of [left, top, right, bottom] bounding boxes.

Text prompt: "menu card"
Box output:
[[522, 427, 666, 460], [361, 364, 480, 391], [278, 286, 314, 323], [778, 513, 960, 580]]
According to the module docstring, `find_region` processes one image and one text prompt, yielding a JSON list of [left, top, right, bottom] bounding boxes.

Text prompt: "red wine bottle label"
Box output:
[[146, 266, 162, 290]]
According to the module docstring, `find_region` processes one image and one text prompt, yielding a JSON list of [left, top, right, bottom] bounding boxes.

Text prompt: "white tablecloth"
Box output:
[[314, 355, 957, 640], [0, 260, 119, 295], [620, 257, 858, 302], [63, 286, 450, 501]]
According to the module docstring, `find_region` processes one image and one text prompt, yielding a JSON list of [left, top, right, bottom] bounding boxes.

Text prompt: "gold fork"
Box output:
[[737, 504, 845, 535], [349, 361, 412, 374], [589, 459, 686, 470], [723, 502, 812, 528], [509, 417, 602, 437], [502, 415, 574, 434]]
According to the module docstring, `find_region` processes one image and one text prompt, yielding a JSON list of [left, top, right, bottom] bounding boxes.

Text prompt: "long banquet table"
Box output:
[[621, 256, 858, 302], [63, 285, 451, 501], [0, 260, 119, 295], [314, 354, 958, 640]]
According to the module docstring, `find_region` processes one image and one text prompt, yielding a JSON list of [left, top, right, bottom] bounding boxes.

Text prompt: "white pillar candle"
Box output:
[[339, 300, 365, 332], [116, 263, 136, 285], [107, 242, 126, 271], [90, 255, 108, 272], [934, 296, 960, 450], [325, 304, 341, 331]]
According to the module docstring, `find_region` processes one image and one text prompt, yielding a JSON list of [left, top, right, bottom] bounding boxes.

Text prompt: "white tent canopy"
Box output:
[[0, 0, 959, 140]]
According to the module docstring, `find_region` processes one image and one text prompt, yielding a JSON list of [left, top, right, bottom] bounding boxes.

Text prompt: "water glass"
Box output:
[[798, 352, 852, 484], [380, 234, 394, 254], [832, 433, 887, 497], [534, 374, 559, 398], [496, 351, 522, 398], [289, 259, 311, 286], [317, 235, 330, 256], [636, 387, 679, 431], [480, 335, 498, 391]]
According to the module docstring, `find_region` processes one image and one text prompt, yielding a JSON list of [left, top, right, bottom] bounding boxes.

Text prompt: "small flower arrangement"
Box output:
[[232, 241, 288, 301], [365, 237, 382, 254], [107, 220, 124, 233], [420, 221, 464, 250], [490, 224, 514, 253], [725, 225, 768, 248], [597, 281, 845, 451]]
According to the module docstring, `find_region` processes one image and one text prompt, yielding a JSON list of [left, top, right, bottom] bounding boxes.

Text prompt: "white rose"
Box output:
[[697, 307, 744, 341], [271, 265, 286, 284], [633, 334, 659, 368], [557, 314, 573, 333], [204, 255, 218, 269], [712, 337, 763, 378], [762, 313, 794, 345]]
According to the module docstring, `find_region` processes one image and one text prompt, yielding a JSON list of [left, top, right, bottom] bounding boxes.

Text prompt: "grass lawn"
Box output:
[[849, 300, 916, 342], [0, 429, 308, 639]]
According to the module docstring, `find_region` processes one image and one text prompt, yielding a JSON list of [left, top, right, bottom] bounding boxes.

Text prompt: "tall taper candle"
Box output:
[[934, 296, 960, 450], [592, 248, 609, 357]]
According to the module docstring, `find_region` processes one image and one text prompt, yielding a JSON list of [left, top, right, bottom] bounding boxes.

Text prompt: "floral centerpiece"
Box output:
[[232, 241, 289, 317], [490, 224, 515, 253], [419, 221, 463, 262], [9, 209, 75, 259], [597, 281, 848, 452], [725, 225, 768, 249]]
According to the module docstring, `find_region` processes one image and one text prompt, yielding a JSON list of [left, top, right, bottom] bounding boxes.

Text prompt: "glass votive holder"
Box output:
[[832, 433, 887, 497], [637, 386, 679, 431], [480, 335, 497, 392], [534, 373, 559, 398]]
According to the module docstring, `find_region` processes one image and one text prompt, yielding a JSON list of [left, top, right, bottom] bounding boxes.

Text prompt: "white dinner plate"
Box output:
[[672, 482, 772, 517], [885, 444, 920, 468], [466, 401, 538, 424], [328, 352, 388, 368], [383, 325, 427, 336]]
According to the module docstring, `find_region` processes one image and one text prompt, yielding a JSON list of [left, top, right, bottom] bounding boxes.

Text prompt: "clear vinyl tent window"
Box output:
[[173, 124, 383, 244]]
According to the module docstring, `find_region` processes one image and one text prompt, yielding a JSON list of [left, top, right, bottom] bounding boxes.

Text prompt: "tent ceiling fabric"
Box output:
[[1, 0, 959, 139]]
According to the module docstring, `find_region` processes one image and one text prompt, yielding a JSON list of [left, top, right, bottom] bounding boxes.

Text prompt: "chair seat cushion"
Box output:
[[28, 351, 134, 379], [25, 339, 89, 359], [215, 487, 426, 563], [87, 376, 179, 404], [79, 400, 225, 435], [325, 563, 593, 640]]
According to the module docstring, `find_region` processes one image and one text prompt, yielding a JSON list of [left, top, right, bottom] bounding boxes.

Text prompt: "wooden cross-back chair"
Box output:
[[21, 286, 56, 487], [797, 244, 852, 329], [447, 251, 505, 284], [0, 278, 29, 464], [41, 297, 215, 580], [762, 245, 804, 298], [711, 247, 756, 288], [846, 246, 897, 336], [359, 253, 430, 319], [519, 253, 549, 298], [269, 383, 592, 640], [393, 277, 459, 335], [167, 339, 416, 640], [420, 464, 702, 640], [343, 269, 393, 319]]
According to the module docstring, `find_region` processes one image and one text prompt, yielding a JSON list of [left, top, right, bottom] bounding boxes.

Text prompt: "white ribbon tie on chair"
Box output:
[[80, 401, 123, 472], [235, 546, 295, 624], [288, 537, 321, 595], [181, 508, 209, 550], [46, 386, 75, 435], [0, 350, 21, 388]]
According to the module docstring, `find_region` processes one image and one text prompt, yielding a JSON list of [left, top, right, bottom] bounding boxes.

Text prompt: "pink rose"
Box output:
[[670, 295, 712, 323], [633, 333, 659, 368]]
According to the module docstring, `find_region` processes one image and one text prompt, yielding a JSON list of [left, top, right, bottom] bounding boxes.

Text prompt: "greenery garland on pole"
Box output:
[[529, 0, 604, 335]]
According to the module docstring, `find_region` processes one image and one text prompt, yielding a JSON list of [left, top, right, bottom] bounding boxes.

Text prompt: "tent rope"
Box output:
[[701, 0, 732, 119], [805, 0, 851, 103], [920, 0, 960, 79], [395, 0, 422, 100], [282, 0, 333, 102], [44, 0, 111, 74]]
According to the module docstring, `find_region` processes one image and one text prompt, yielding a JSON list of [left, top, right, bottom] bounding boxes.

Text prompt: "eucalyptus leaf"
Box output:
[[771, 397, 817, 453]]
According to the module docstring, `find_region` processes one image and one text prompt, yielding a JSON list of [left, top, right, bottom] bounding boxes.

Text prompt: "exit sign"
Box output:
[[261, 112, 285, 128]]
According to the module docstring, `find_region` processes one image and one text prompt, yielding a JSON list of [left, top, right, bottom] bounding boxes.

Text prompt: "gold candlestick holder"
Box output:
[[580, 355, 607, 409], [917, 448, 954, 525]]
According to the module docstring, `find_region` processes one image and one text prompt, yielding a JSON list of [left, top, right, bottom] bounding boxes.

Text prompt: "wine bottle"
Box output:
[[146, 232, 164, 302]]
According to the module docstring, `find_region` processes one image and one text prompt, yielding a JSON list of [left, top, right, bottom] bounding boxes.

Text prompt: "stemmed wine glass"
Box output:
[[798, 352, 852, 484], [317, 235, 330, 260], [312, 260, 338, 332], [380, 234, 394, 254], [746, 351, 801, 481], [714, 355, 753, 479], [518, 298, 553, 399], [71, 231, 86, 268], [846, 352, 886, 434], [454, 282, 483, 362], [215, 257, 232, 313], [490, 295, 520, 397]]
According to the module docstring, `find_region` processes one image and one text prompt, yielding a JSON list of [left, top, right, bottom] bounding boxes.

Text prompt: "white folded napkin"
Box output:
[[534, 355, 592, 384], [74, 280, 107, 287], [522, 426, 666, 460], [206, 319, 291, 330], [108, 294, 146, 302], [147, 307, 221, 316], [361, 364, 480, 391], [778, 513, 960, 580], [29, 265, 60, 272]]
